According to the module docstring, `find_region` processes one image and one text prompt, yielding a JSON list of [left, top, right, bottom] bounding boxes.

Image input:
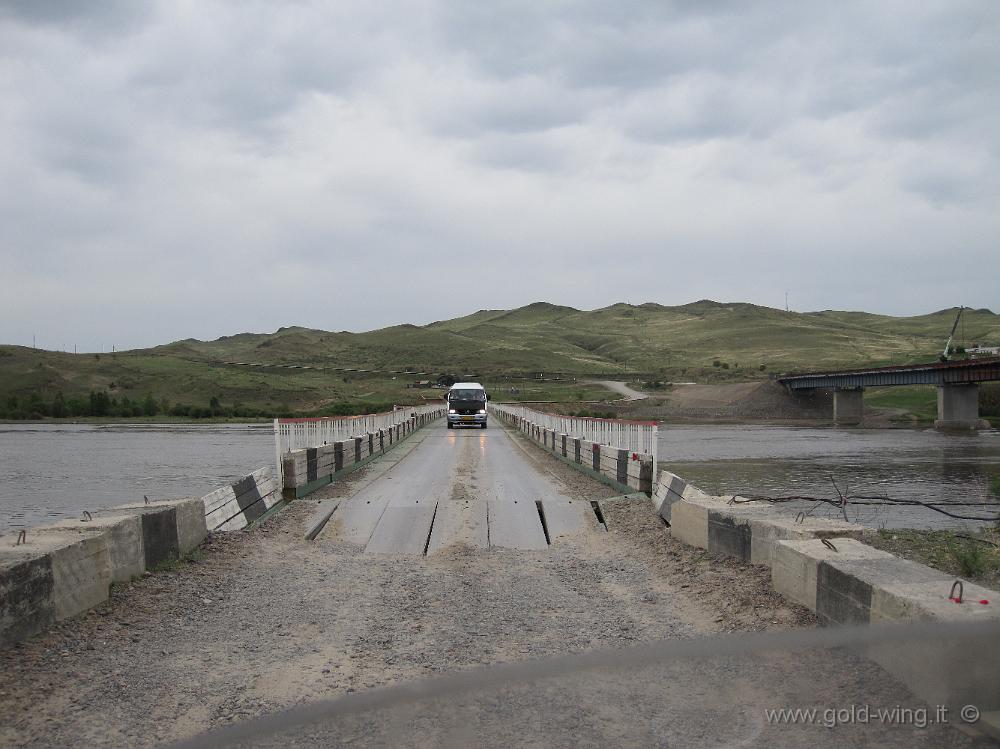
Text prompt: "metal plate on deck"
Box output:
[[426, 501, 488, 553], [487, 500, 548, 550], [323, 496, 390, 545], [540, 499, 598, 541], [365, 499, 438, 555]]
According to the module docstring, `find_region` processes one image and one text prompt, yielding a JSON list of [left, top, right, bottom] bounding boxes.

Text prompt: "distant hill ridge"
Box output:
[[1, 301, 997, 411], [133, 300, 998, 372]]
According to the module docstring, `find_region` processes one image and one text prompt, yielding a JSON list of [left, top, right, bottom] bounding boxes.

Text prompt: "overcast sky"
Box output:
[[1, 1, 998, 351]]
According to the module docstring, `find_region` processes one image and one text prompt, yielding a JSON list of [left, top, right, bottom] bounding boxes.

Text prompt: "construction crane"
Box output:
[[940, 306, 964, 362]]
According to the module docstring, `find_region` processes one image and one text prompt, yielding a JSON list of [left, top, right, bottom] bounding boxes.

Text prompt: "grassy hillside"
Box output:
[[2, 301, 997, 418]]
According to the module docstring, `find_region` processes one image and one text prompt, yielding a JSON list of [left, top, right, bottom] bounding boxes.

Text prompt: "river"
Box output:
[[660, 425, 1000, 530], [0, 423, 273, 533], [1, 422, 998, 533]]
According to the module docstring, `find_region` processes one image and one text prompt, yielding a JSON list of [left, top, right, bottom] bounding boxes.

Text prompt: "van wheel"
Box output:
[[481, 423, 487, 429], [446, 422, 453, 429]]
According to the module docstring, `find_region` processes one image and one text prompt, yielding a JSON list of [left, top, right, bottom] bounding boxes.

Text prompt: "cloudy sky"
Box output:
[[2, 1, 998, 351]]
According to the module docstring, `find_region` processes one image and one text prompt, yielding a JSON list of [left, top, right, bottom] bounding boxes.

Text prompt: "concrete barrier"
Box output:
[[36, 514, 144, 583], [491, 409, 654, 494], [771, 537, 1000, 626], [652, 470, 1000, 726], [281, 409, 445, 499], [652, 471, 870, 566], [202, 467, 280, 531], [770, 537, 1000, 718], [1, 530, 112, 645], [0, 496, 209, 647]]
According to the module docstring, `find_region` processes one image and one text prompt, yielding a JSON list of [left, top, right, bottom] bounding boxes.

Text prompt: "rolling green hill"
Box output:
[[2, 301, 997, 417]]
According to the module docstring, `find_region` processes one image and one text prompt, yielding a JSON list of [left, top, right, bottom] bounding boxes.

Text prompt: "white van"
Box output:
[[446, 382, 488, 429]]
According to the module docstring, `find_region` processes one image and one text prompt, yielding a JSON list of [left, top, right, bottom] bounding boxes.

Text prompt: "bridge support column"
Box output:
[[833, 388, 864, 426], [935, 384, 989, 430]]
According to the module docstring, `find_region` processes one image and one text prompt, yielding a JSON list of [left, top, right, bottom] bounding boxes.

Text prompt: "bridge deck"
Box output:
[[317, 420, 598, 552], [778, 357, 1000, 390]]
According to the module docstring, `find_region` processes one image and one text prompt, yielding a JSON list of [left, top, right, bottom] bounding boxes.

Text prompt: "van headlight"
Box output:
[[449, 409, 456, 414], [477, 409, 486, 414]]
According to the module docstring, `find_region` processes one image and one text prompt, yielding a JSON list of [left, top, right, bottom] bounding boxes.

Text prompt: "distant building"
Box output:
[[968, 345, 999, 357], [406, 380, 435, 389]]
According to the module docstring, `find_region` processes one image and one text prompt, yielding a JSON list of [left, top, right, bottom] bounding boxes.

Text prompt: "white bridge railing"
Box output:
[[273, 404, 442, 476], [489, 402, 658, 481]]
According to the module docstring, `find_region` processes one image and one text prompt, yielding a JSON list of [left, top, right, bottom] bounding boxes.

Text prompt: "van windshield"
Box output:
[[450, 389, 485, 401]]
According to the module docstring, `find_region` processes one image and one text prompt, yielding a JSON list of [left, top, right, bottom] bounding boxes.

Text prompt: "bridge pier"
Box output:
[[935, 384, 990, 431], [833, 388, 864, 426]]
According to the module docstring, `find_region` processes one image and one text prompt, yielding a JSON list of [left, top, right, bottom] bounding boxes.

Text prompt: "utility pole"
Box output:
[[785, 292, 789, 313]]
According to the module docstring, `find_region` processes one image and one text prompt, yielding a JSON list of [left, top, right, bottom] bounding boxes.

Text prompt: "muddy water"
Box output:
[[0, 423, 273, 533], [660, 425, 1000, 530], [3, 422, 998, 534]]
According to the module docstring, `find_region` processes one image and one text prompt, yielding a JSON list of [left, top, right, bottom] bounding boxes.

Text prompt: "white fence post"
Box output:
[[487, 402, 660, 470]]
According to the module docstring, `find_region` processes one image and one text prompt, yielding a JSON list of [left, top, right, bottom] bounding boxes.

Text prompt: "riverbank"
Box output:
[[865, 527, 1000, 590]]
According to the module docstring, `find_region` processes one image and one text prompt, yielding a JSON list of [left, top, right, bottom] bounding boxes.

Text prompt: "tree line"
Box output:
[[0, 392, 279, 420], [0, 391, 403, 420]]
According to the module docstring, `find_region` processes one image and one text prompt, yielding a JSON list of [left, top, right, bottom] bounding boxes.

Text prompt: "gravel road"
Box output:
[[0, 423, 986, 748]]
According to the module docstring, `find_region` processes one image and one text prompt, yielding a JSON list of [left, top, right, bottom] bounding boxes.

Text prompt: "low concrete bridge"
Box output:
[[310, 421, 602, 552], [4, 407, 1000, 746], [777, 358, 1000, 428]]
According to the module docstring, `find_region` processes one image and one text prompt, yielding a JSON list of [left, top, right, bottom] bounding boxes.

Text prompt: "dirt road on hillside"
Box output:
[[589, 380, 649, 400]]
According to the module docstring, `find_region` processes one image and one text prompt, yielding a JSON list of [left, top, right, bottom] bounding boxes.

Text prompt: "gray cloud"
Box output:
[[0, 0, 998, 351]]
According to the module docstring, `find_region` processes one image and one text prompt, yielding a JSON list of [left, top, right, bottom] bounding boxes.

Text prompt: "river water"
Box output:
[[0, 423, 273, 533], [1, 422, 998, 533], [660, 425, 1000, 530]]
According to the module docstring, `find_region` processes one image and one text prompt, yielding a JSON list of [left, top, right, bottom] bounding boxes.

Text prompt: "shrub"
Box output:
[[945, 534, 987, 578]]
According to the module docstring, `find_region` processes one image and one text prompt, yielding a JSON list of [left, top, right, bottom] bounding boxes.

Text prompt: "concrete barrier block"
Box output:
[[36, 514, 144, 583], [747, 513, 870, 567], [767, 538, 996, 628], [652, 471, 688, 520], [1, 530, 112, 644], [707, 510, 755, 561], [107, 498, 207, 563], [771, 538, 886, 611], [669, 499, 710, 550], [0, 547, 55, 644], [625, 455, 653, 493]]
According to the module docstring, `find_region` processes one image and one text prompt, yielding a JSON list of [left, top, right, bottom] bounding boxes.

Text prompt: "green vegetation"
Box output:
[[982, 383, 1000, 417], [865, 386, 938, 423], [945, 534, 990, 578], [869, 528, 1000, 590], [2, 300, 997, 419]]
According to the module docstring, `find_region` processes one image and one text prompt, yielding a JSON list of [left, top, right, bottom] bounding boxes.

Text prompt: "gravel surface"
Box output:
[[0, 425, 985, 748]]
